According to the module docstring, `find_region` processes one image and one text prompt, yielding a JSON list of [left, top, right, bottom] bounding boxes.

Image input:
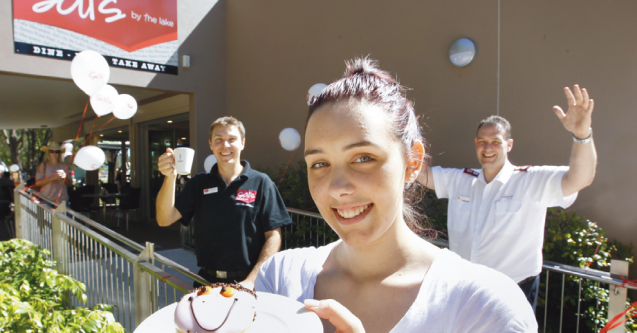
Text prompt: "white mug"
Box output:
[[173, 148, 195, 175]]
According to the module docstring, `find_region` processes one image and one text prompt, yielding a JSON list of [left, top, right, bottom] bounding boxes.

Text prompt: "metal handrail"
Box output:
[[22, 189, 634, 291], [288, 208, 637, 290], [63, 208, 209, 286], [66, 207, 146, 252], [425, 238, 636, 290], [58, 212, 138, 262], [21, 188, 210, 287], [286, 207, 323, 219]]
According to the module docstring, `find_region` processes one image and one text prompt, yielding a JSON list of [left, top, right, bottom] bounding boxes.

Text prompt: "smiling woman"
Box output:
[[256, 58, 538, 333]]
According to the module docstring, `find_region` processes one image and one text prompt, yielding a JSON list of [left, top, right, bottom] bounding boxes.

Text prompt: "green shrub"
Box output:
[[541, 208, 635, 332], [258, 161, 339, 248], [258, 160, 317, 212], [0, 239, 124, 333], [420, 190, 448, 239]]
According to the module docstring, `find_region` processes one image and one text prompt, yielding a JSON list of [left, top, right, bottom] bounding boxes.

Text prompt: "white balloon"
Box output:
[[307, 83, 327, 106], [112, 94, 138, 120], [279, 128, 301, 151], [62, 142, 74, 158], [90, 85, 118, 116], [204, 154, 217, 173], [74, 146, 106, 171], [71, 50, 110, 96], [9, 164, 20, 172]]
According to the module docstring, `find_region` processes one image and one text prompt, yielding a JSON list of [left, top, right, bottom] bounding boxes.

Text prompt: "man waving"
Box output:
[[418, 85, 597, 310]]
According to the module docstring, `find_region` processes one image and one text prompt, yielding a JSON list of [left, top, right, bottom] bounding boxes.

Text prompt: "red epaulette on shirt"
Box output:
[[515, 165, 531, 172], [463, 168, 479, 177]]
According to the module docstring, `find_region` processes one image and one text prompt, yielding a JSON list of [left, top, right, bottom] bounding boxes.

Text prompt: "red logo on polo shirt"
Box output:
[[236, 190, 257, 204]]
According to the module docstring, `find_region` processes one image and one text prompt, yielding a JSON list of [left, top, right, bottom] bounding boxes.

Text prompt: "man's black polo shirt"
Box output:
[[174, 161, 292, 272]]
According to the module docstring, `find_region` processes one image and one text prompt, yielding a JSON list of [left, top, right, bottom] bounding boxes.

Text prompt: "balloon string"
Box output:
[[277, 150, 296, 188], [68, 97, 90, 171], [81, 115, 116, 152], [584, 243, 601, 272], [75, 97, 90, 142], [620, 276, 637, 288], [82, 115, 100, 146], [599, 301, 637, 333], [26, 173, 58, 189]]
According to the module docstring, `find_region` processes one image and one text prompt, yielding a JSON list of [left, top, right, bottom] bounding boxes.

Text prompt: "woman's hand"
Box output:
[[304, 299, 365, 333], [55, 169, 66, 180]]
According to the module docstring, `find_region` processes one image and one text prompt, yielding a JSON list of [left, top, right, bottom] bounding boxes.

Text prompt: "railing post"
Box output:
[[14, 183, 24, 239], [51, 202, 67, 274], [608, 259, 629, 333], [134, 241, 155, 327]]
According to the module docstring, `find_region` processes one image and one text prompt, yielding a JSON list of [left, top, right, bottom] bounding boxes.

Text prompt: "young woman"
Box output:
[[36, 141, 72, 203], [255, 58, 536, 332]]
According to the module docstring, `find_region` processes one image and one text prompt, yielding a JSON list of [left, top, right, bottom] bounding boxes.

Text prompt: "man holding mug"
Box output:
[[156, 116, 292, 289]]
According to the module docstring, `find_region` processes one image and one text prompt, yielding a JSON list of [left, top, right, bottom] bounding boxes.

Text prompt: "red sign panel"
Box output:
[[236, 190, 257, 205], [13, 0, 177, 52], [13, 0, 178, 74]]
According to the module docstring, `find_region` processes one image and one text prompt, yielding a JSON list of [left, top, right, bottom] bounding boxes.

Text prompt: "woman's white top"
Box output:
[[256, 241, 538, 333]]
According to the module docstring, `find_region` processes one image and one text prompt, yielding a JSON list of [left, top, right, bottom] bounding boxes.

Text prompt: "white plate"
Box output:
[[134, 292, 323, 333], [250, 292, 323, 333]]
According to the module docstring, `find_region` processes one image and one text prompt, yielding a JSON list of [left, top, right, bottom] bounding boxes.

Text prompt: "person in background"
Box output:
[[256, 58, 537, 332], [417, 86, 596, 310], [0, 171, 14, 223], [156, 116, 293, 290], [0, 172, 14, 198], [36, 141, 72, 203]]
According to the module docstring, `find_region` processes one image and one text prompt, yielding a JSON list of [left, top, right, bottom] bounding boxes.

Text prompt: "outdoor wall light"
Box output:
[[449, 38, 476, 67], [167, 120, 173, 123]]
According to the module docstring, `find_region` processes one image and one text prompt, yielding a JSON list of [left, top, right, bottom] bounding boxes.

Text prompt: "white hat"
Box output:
[[40, 141, 66, 153]]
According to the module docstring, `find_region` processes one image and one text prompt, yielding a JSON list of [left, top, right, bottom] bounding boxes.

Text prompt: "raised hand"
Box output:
[[158, 148, 177, 178], [304, 299, 365, 333], [553, 85, 594, 140]]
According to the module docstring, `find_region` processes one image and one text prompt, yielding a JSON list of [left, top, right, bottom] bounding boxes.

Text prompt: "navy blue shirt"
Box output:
[[175, 161, 292, 271]]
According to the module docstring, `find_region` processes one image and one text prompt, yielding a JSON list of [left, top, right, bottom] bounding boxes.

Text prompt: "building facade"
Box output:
[[1, 1, 636, 251]]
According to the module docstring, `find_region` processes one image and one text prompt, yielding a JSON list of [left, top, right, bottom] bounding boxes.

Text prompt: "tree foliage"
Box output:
[[0, 129, 52, 177], [0, 239, 124, 333]]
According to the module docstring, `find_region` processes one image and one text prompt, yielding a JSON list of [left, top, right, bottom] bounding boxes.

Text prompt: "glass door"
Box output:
[[137, 114, 189, 224], [148, 130, 174, 220]]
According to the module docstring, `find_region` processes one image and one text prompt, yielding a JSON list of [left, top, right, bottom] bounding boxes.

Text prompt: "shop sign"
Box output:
[[12, 0, 179, 75]]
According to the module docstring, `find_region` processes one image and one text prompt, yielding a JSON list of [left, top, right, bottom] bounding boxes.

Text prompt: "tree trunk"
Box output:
[[2, 129, 22, 167]]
